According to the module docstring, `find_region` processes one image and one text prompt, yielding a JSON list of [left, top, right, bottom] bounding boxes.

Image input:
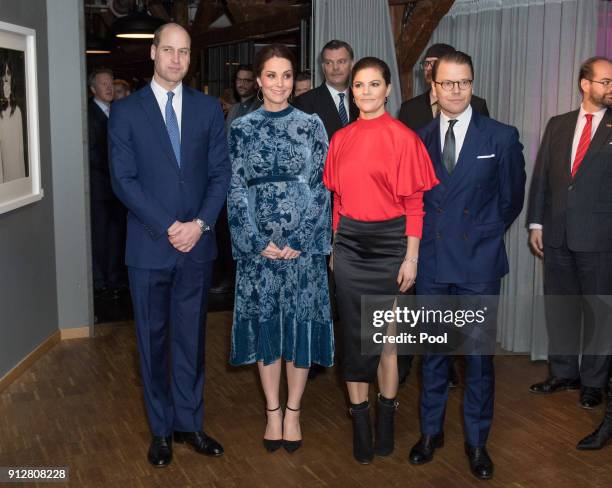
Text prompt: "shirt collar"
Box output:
[[151, 77, 183, 99], [325, 82, 349, 99], [93, 97, 110, 115], [440, 103, 472, 127], [579, 103, 606, 121]]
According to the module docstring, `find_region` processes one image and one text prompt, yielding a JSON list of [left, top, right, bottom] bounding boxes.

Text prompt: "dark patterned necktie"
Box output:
[[442, 119, 458, 174], [338, 92, 348, 126]]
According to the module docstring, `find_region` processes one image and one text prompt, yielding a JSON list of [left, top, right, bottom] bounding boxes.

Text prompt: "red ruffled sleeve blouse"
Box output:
[[323, 111, 439, 238]]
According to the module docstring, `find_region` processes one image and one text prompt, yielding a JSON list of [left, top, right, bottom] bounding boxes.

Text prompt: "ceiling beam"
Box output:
[[172, 0, 189, 26], [391, 0, 454, 99], [147, 0, 171, 22], [192, 3, 309, 47]]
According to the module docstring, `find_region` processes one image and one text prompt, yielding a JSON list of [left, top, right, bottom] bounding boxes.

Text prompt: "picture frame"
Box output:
[[0, 20, 42, 215]]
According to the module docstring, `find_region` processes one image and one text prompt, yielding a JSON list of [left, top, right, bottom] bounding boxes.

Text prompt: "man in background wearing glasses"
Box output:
[[408, 51, 526, 480], [528, 57, 612, 437], [398, 43, 489, 133], [225, 64, 261, 133]]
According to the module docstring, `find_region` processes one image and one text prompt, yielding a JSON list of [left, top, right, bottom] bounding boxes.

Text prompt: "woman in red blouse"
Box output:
[[323, 57, 438, 464]]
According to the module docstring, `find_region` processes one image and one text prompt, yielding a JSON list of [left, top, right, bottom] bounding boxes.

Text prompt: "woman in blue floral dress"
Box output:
[[227, 44, 333, 453]]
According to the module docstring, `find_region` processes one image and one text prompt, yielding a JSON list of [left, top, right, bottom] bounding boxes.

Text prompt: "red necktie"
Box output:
[[571, 113, 594, 178]]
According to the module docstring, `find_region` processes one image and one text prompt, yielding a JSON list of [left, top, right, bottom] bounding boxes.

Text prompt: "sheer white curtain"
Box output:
[[312, 0, 402, 116], [596, 0, 612, 57], [413, 0, 604, 358]]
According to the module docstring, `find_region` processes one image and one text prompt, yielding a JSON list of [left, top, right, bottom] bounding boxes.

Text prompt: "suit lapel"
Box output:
[[573, 108, 612, 182], [422, 91, 435, 125], [180, 87, 194, 168], [427, 119, 448, 186], [557, 110, 580, 179], [348, 94, 359, 122], [442, 113, 486, 204], [138, 85, 180, 172], [321, 83, 343, 129]]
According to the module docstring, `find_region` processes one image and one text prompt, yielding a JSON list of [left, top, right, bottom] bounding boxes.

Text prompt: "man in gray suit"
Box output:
[[528, 56, 612, 411]]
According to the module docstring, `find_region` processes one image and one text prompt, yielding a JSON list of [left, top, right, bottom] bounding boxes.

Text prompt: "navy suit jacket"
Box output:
[[88, 99, 114, 201], [417, 111, 526, 283], [109, 85, 231, 269]]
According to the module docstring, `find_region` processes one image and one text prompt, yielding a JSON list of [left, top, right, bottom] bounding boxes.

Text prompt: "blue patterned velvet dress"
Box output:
[[227, 105, 334, 368]]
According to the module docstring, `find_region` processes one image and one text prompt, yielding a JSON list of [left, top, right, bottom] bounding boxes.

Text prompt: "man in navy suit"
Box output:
[[408, 51, 526, 480], [109, 23, 231, 468]]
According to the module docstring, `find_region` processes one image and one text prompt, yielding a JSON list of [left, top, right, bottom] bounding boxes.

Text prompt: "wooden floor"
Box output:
[[1, 312, 611, 488]]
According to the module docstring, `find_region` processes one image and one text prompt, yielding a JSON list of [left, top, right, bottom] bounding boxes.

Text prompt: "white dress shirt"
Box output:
[[150, 77, 183, 134], [570, 104, 606, 169], [93, 97, 110, 118], [529, 104, 607, 230], [439, 104, 473, 162], [326, 83, 350, 119]]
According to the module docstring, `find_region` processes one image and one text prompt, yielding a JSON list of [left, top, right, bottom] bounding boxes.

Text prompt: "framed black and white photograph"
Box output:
[[0, 20, 41, 214]]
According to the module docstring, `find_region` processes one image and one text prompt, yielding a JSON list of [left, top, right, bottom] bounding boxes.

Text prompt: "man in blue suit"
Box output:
[[109, 23, 231, 468], [408, 51, 526, 480]]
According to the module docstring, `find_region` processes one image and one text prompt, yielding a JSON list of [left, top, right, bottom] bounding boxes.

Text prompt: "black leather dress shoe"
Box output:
[[465, 444, 494, 480], [173, 431, 224, 457], [148, 436, 172, 468], [577, 420, 612, 450], [408, 433, 444, 465], [580, 387, 603, 409], [529, 377, 580, 394]]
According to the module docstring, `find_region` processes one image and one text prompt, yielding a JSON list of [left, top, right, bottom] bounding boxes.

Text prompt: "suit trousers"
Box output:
[[128, 255, 213, 436], [544, 240, 612, 387], [91, 198, 126, 289], [416, 277, 500, 447]]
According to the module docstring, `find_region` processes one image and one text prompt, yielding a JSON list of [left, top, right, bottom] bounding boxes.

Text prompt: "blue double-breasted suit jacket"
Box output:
[[417, 111, 526, 284], [415, 109, 526, 447]]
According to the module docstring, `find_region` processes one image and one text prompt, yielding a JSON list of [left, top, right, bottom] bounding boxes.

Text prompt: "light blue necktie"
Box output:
[[165, 91, 181, 167], [338, 92, 349, 126]]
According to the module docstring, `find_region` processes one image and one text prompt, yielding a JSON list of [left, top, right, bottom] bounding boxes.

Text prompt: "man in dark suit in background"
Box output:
[[409, 51, 525, 480], [398, 43, 490, 387], [528, 57, 612, 415], [109, 23, 231, 468], [88, 68, 126, 298], [399, 43, 489, 132], [293, 39, 358, 141]]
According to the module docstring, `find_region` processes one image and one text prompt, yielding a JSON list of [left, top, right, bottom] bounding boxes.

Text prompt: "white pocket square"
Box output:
[[477, 154, 495, 159]]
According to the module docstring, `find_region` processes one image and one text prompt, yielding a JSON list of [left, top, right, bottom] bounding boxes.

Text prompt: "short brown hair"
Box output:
[[113, 79, 130, 89], [432, 51, 474, 82], [578, 56, 611, 93], [321, 39, 354, 61], [253, 44, 296, 77]]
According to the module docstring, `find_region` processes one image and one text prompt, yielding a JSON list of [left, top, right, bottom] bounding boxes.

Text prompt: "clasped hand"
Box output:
[[261, 242, 301, 260], [167, 221, 202, 253]]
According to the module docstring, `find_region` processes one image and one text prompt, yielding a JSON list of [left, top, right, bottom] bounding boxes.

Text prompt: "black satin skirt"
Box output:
[[333, 215, 407, 382]]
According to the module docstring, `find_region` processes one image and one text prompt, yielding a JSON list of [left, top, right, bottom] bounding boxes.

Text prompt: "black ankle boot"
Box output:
[[350, 401, 374, 464], [374, 394, 398, 456]]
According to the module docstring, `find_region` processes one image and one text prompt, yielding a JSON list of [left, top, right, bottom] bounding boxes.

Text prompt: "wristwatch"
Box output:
[[193, 218, 210, 234]]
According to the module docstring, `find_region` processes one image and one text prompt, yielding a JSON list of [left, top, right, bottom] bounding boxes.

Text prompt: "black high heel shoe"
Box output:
[[283, 405, 303, 453], [263, 405, 283, 452]]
